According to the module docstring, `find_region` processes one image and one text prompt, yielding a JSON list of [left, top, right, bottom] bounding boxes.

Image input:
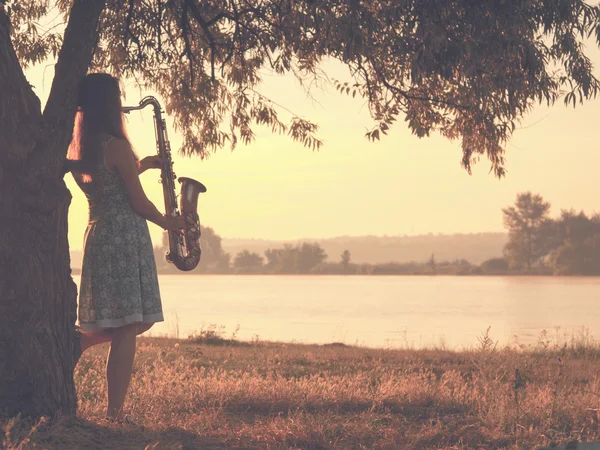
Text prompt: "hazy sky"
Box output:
[[24, 41, 600, 250]]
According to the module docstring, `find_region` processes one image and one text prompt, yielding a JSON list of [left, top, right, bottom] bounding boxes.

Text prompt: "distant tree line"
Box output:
[[152, 193, 600, 276], [442, 192, 600, 276], [153, 228, 477, 275], [497, 192, 600, 275]]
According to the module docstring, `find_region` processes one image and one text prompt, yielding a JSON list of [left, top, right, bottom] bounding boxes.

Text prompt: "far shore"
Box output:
[[69, 268, 600, 277]]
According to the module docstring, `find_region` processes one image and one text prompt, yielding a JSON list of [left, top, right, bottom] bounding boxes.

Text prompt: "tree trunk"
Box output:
[[0, 0, 105, 418], [0, 160, 79, 417]]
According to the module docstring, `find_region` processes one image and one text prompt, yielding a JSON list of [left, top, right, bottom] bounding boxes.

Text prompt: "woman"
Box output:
[[67, 73, 184, 421]]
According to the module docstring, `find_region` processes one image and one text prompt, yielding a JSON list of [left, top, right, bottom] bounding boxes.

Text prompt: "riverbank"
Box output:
[[4, 334, 600, 449], [69, 268, 600, 277]]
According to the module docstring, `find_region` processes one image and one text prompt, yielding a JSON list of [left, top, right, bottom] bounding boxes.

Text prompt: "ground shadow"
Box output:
[[4, 416, 247, 450]]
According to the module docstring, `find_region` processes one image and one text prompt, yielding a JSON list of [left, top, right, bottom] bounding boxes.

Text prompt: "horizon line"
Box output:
[[69, 230, 508, 252]]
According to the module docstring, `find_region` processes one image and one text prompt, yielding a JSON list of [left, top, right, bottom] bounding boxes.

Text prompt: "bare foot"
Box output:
[[104, 415, 144, 431]]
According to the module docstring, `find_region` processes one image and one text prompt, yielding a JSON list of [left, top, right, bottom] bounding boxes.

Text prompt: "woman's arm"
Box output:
[[104, 139, 183, 231], [138, 155, 162, 175]]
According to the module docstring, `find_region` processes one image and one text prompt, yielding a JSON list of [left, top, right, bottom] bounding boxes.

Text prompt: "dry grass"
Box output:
[[4, 329, 600, 449]]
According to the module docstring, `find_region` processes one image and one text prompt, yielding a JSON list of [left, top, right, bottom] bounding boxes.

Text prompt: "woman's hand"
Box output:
[[161, 214, 186, 233], [139, 156, 162, 173]]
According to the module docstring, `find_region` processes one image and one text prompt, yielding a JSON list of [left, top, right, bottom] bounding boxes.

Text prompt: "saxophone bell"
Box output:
[[170, 177, 207, 271]]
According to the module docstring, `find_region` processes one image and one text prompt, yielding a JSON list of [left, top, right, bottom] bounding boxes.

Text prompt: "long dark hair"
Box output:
[[66, 73, 136, 179]]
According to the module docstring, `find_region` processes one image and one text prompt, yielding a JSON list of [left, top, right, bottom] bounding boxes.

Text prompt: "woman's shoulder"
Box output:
[[97, 132, 125, 146], [103, 136, 135, 171], [103, 135, 131, 152]]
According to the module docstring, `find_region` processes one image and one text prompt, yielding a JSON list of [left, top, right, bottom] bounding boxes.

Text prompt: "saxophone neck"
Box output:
[[122, 96, 162, 115]]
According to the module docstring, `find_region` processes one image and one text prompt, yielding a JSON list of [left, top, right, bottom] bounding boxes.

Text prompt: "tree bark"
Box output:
[[0, 0, 105, 418]]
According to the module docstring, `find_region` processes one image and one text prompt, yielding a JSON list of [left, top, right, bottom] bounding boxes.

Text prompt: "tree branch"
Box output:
[[186, 0, 218, 80], [369, 59, 471, 112], [124, 0, 135, 49], [43, 0, 106, 143], [180, 0, 196, 83], [0, 7, 42, 155]]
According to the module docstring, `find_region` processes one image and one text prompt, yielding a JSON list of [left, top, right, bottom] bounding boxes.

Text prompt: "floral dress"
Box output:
[[75, 133, 163, 332]]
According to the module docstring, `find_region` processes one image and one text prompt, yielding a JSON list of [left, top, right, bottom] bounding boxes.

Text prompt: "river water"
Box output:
[[73, 275, 600, 349]]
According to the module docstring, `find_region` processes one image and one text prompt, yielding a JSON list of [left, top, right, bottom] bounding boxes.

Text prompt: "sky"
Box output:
[[23, 38, 600, 251]]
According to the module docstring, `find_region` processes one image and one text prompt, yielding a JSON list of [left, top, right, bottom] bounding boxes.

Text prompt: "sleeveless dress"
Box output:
[[75, 133, 164, 332]]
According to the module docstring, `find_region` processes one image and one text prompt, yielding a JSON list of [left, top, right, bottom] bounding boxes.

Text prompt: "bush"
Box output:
[[479, 257, 509, 274]]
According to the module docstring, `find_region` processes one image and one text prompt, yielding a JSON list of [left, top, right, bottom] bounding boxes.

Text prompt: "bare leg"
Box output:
[[79, 323, 151, 355], [80, 329, 114, 353], [135, 323, 153, 336], [105, 324, 138, 419]]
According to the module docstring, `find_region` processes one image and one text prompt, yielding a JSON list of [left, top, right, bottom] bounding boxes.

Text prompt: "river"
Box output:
[[71, 275, 600, 349]]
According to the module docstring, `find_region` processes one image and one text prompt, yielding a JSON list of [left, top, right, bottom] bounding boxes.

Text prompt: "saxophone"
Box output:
[[123, 96, 207, 271]]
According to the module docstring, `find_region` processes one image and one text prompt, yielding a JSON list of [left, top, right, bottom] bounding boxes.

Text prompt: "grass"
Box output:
[[4, 328, 600, 449]]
